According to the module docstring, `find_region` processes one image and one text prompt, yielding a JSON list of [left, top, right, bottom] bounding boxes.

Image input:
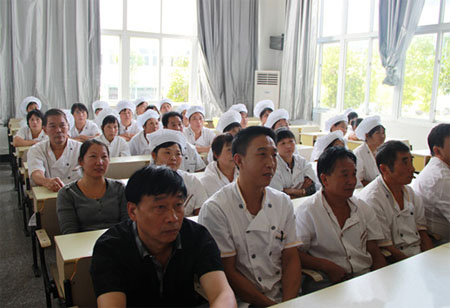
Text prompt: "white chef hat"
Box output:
[[355, 115, 382, 140], [148, 129, 186, 154], [229, 104, 248, 114], [264, 108, 289, 129], [253, 100, 274, 118], [134, 97, 149, 107], [344, 108, 356, 117], [186, 105, 205, 120], [20, 96, 42, 117], [216, 110, 242, 133], [92, 100, 110, 113], [95, 108, 120, 128], [158, 98, 173, 110], [137, 109, 160, 127], [61, 109, 75, 130], [324, 114, 348, 132], [116, 100, 135, 115], [176, 104, 190, 114], [310, 130, 346, 162]]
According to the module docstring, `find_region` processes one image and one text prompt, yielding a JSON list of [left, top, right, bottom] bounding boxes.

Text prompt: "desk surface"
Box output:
[[411, 149, 431, 156], [32, 186, 58, 201], [109, 155, 152, 163], [273, 244, 450, 308], [55, 229, 107, 263]]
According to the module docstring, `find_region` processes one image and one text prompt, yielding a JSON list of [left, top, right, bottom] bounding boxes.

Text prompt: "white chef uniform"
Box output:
[[270, 154, 317, 192], [354, 142, 380, 183], [358, 176, 427, 256], [96, 134, 130, 158], [176, 169, 208, 217], [129, 131, 150, 156], [198, 182, 300, 303], [69, 119, 101, 138], [200, 161, 239, 198], [15, 126, 47, 142], [295, 190, 383, 276], [27, 139, 82, 185], [412, 157, 450, 240], [183, 126, 216, 147], [119, 119, 142, 136], [180, 142, 206, 173]]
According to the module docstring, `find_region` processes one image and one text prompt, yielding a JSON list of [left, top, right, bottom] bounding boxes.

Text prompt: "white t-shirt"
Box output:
[[96, 135, 130, 158], [69, 120, 101, 138]]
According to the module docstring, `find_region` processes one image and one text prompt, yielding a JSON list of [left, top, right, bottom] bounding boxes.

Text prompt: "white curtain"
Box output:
[[279, 0, 319, 121], [0, 0, 101, 122], [379, 0, 424, 86], [197, 0, 258, 116]]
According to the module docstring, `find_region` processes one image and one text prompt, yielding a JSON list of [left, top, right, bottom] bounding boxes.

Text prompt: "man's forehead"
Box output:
[[46, 115, 67, 123], [249, 135, 276, 149]]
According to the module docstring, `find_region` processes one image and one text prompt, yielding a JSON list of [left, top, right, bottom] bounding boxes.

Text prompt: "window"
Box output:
[[100, 0, 198, 103], [314, 0, 450, 123]]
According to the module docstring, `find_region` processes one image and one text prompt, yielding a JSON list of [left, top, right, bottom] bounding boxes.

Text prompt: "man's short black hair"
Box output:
[[428, 123, 450, 156], [259, 107, 273, 119], [232, 126, 276, 156], [71, 103, 89, 116], [223, 122, 241, 133], [317, 147, 357, 185], [125, 166, 187, 205], [275, 128, 295, 144], [376, 140, 410, 173], [162, 111, 182, 128], [26, 109, 44, 127], [211, 133, 234, 161], [43, 109, 67, 126], [367, 125, 385, 138], [353, 118, 363, 130], [347, 111, 358, 122]]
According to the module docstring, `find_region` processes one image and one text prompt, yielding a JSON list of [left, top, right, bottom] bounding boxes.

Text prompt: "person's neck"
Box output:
[[323, 190, 348, 208], [75, 121, 85, 131], [106, 135, 114, 143], [192, 126, 202, 138], [139, 231, 173, 266], [30, 127, 41, 138], [237, 176, 264, 215], [280, 153, 293, 167], [79, 175, 105, 188], [50, 140, 67, 152], [123, 120, 131, 128], [217, 161, 235, 182], [383, 176, 403, 198], [367, 141, 378, 154]]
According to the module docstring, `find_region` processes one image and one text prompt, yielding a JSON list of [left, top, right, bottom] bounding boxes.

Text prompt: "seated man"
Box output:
[[27, 109, 82, 192], [413, 123, 450, 241], [90, 166, 236, 307], [162, 111, 205, 172], [199, 126, 301, 306], [359, 141, 433, 261], [295, 147, 386, 293]]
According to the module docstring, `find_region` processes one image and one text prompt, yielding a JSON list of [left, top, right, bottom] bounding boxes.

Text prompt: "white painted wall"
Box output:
[[258, 0, 286, 71]]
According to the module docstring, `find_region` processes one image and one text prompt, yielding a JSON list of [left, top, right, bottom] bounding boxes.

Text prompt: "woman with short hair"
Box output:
[[13, 109, 46, 147], [70, 103, 101, 142], [95, 108, 130, 157]]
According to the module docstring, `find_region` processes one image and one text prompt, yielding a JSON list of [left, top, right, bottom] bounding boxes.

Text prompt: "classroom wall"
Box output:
[[257, 0, 286, 71]]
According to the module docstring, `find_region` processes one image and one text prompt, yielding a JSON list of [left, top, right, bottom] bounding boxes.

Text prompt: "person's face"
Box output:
[[144, 118, 159, 134], [28, 115, 42, 131], [382, 151, 415, 185], [189, 113, 204, 131], [136, 102, 148, 115], [181, 110, 189, 127], [240, 112, 248, 128], [367, 127, 386, 149], [160, 103, 172, 114], [166, 116, 183, 132], [320, 157, 357, 199], [27, 103, 39, 113], [234, 135, 277, 188], [434, 136, 450, 166], [128, 192, 185, 248], [217, 142, 235, 170], [43, 114, 69, 145], [79, 144, 110, 178], [120, 109, 133, 126], [332, 121, 348, 135], [95, 109, 103, 116], [152, 144, 183, 171], [226, 125, 242, 137], [103, 122, 119, 142], [260, 110, 272, 125], [274, 119, 289, 130], [277, 137, 296, 158], [73, 109, 87, 126]]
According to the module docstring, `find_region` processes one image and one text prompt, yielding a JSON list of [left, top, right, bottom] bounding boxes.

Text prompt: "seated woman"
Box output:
[[354, 115, 386, 186], [57, 139, 128, 234], [183, 105, 216, 153], [92, 100, 110, 117], [158, 98, 173, 115], [134, 97, 149, 116], [13, 109, 46, 147], [18, 96, 42, 127], [201, 134, 239, 198], [117, 100, 142, 141], [129, 109, 160, 155], [264, 108, 290, 130], [176, 104, 190, 127], [347, 118, 363, 141], [253, 99, 274, 126], [324, 113, 348, 135], [270, 129, 316, 199], [95, 108, 130, 157], [149, 129, 208, 216], [70, 103, 101, 142], [207, 110, 242, 163], [310, 130, 346, 162], [229, 104, 249, 128]]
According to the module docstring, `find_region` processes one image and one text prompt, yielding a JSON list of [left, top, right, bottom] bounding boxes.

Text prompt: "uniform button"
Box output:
[[271, 226, 276, 230], [66, 163, 69, 166], [251, 254, 256, 259], [239, 204, 244, 209], [400, 247, 404, 250], [70, 148, 73, 150], [386, 194, 389, 198], [269, 251, 272, 256], [258, 277, 262, 282], [185, 156, 188, 159], [416, 232, 418, 236], [268, 203, 272, 208], [276, 270, 280, 275], [246, 231, 250, 234], [68, 176, 71, 179], [348, 256, 352, 260], [410, 212, 414, 215], [400, 233, 403, 237]]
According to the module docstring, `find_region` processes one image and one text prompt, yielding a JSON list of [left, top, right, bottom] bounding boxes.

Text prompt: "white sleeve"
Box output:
[[411, 188, 427, 230], [294, 202, 315, 252], [15, 127, 28, 139], [357, 199, 384, 242], [194, 150, 206, 171], [360, 192, 393, 247], [27, 145, 47, 176], [355, 150, 366, 182], [88, 121, 101, 136], [283, 197, 302, 249], [269, 168, 284, 191]]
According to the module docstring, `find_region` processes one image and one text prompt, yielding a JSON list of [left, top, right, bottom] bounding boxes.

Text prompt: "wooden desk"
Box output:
[[296, 145, 314, 161], [106, 155, 152, 179], [247, 120, 261, 127], [16, 145, 32, 166], [411, 149, 431, 172], [273, 244, 450, 308], [300, 132, 327, 146], [347, 140, 364, 151]]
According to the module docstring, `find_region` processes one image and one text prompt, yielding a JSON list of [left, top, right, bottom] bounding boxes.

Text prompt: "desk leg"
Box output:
[[31, 226, 41, 277]]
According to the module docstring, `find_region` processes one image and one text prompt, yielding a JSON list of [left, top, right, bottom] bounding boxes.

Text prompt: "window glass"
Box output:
[[347, 0, 371, 34], [100, 0, 123, 30], [344, 40, 369, 110], [100, 35, 121, 100], [445, 0, 450, 22], [321, 0, 342, 37], [436, 33, 450, 121], [402, 35, 437, 119], [127, 0, 160, 33], [418, 0, 441, 26], [319, 43, 340, 108], [129, 38, 160, 100], [162, 0, 196, 36]]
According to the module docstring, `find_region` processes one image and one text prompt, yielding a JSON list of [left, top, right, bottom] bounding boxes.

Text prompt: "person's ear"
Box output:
[[379, 163, 390, 176], [151, 152, 157, 162], [234, 153, 243, 170], [127, 202, 138, 221], [433, 145, 442, 158], [319, 173, 328, 187]]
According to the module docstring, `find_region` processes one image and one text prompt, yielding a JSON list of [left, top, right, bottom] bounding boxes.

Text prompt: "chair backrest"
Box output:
[[71, 257, 97, 308], [39, 198, 61, 240]]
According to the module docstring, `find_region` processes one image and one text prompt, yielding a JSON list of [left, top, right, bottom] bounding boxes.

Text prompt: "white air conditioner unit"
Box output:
[[254, 70, 280, 109]]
